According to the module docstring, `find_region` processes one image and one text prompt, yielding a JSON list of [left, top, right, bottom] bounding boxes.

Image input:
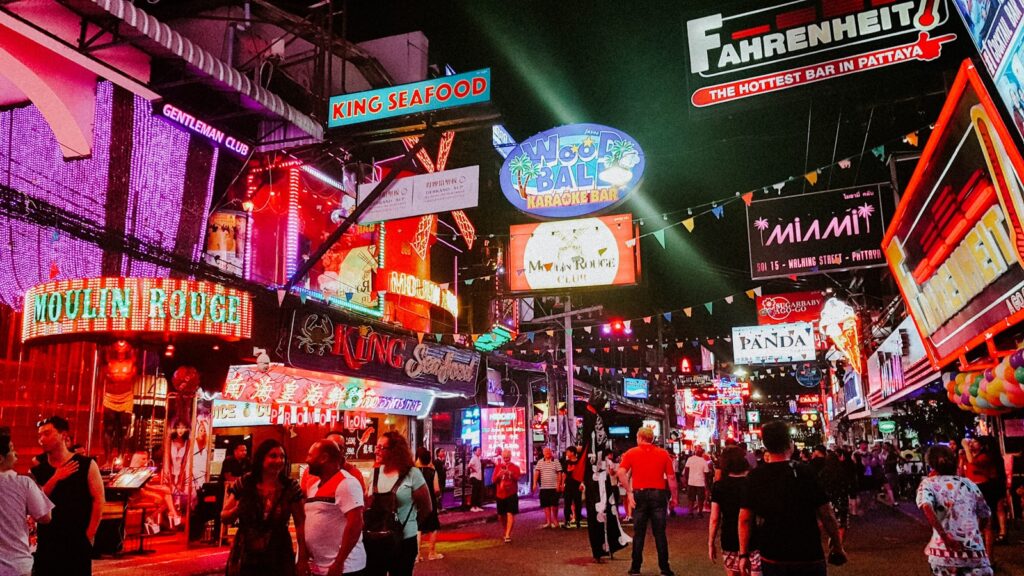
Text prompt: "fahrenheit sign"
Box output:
[[21, 277, 252, 342], [328, 69, 491, 128]]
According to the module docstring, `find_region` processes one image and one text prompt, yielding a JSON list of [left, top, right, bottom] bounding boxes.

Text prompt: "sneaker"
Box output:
[[628, 569, 642, 576]]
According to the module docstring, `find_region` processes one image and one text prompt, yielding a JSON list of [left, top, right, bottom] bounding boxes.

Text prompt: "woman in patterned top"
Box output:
[[916, 445, 992, 576], [222, 439, 307, 576]]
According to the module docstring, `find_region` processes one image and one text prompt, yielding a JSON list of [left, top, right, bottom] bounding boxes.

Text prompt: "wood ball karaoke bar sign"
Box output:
[[21, 277, 252, 342]]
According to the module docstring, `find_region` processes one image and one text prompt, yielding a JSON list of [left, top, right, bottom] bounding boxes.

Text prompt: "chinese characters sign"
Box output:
[[222, 364, 433, 418], [22, 277, 252, 342]]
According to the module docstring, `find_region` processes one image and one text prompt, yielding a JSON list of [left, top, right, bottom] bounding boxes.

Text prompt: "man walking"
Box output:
[[738, 420, 846, 576], [301, 440, 365, 576], [562, 447, 583, 528], [618, 427, 678, 576], [468, 447, 484, 512], [32, 416, 104, 576], [684, 445, 711, 518], [533, 446, 563, 528], [493, 449, 521, 543]]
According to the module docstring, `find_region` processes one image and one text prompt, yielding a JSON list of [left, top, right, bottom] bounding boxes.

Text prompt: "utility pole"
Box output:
[[531, 300, 602, 450]]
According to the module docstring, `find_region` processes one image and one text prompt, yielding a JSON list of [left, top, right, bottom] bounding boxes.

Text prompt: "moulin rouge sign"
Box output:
[[747, 185, 888, 280], [284, 311, 480, 397], [686, 0, 957, 107], [22, 277, 252, 342]]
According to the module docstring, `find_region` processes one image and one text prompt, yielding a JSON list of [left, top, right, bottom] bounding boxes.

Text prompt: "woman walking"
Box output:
[[917, 445, 992, 576], [708, 446, 759, 576], [222, 439, 306, 576], [415, 447, 443, 561], [365, 432, 432, 576]]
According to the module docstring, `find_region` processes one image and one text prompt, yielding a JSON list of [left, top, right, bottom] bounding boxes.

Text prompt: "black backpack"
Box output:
[[363, 468, 413, 549]]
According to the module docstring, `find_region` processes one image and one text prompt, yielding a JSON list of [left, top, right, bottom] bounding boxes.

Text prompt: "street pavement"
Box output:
[[94, 499, 1024, 575]]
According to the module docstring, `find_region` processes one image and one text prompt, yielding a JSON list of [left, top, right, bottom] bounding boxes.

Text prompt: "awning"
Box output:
[[219, 363, 436, 420]]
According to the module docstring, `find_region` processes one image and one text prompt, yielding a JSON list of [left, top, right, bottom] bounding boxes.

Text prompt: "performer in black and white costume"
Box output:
[[577, 391, 630, 562]]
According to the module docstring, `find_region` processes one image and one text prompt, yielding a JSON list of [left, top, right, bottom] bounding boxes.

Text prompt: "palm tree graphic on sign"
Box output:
[[753, 217, 769, 245], [856, 203, 875, 233], [509, 153, 541, 200]]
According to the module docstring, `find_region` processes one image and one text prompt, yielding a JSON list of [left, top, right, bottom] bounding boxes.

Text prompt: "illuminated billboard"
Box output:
[[756, 291, 825, 325], [883, 60, 1024, 369], [732, 322, 816, 365], [328, 69, 491, 128], [507, 213, 640, 292], [22, 277, 252, 342], [499, 124, 645, 219], [686, 0, 957, 107], [623, 378, 649, 399]]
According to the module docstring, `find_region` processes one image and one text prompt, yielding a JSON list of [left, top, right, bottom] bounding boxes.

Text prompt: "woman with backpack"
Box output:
[[365, 432, 433, 576]]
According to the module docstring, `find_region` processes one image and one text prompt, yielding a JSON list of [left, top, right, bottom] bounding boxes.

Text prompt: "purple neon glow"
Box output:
[[0, 82, 217, 307]]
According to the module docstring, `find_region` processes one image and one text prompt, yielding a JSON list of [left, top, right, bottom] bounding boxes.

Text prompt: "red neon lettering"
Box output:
[[454, 79, 470, 98], [388, 339, 406, 369], [368, 95, 383, 114], [472, 77, 488, 95], [332, 102, 345, 120], [436, 83, 451, 101]]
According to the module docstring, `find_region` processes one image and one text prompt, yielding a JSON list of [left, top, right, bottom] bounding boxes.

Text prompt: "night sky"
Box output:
[[340, 0, 976, 349]]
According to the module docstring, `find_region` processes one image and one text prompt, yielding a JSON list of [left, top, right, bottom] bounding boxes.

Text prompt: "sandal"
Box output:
[[428, 553, 445, 560], [503, 537, 512, 543]]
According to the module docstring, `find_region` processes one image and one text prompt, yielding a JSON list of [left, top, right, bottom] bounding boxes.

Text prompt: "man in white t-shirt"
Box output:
[[683, 445, 711, 518], [0, 428, 54, 576], [468, 447, 484, 512], [301, 440, 366, 576]]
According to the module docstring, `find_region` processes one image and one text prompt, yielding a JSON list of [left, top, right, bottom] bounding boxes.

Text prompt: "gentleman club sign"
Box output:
[[686, 0, 957, 107], [284, 311, 480, 397]]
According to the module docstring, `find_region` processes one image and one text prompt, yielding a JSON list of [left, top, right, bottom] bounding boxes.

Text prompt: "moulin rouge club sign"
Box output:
[[284, 311, 480, 397], [328, 69, 491, 128], [883, 61, 1024, 369], [686, 0, 957, 107], [499, 124, 645, 219], [22, 277, 252, 342], [508, 213, 640, 292], [747, 185, 888, 280]]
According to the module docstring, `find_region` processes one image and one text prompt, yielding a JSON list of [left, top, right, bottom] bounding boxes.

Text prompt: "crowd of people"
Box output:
[[0, 414, 1014, 576]]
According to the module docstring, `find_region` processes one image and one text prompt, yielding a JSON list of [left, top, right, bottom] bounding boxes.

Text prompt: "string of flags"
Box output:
[[434, 122, 930, 245]]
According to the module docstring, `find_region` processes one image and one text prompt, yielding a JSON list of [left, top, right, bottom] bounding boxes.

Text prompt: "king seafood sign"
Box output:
[[747, 185, 888, 280], [686, 0, 958, 107], [284, 310, 480, 397]]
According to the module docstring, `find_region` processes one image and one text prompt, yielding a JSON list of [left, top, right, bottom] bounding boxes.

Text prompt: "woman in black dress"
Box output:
[[222, 439, 306, 576], [415, 447, 443, 561]]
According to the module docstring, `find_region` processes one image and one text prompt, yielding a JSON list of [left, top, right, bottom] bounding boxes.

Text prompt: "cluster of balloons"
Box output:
[[945, 348, 1024, 414]]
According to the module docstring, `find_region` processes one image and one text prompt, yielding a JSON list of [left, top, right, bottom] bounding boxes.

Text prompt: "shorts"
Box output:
[[723, 550, 761, 575], [978, 480, 1005, 513], [539, 488, 560, 507], [927, 557, 992, 576], [496, 495, 519, 515], [687, 484, 705, 502]]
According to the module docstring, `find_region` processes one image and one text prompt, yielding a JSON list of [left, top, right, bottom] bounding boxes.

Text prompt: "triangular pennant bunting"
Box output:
[[805, 171, 818, 185], [683, 307, 692, 317], [653, 229, 666, 248], [682, 218, 695, 232], [711, 205, 724, 219], [725, 295, 734, 304], [704, 302, 714, 314], [664, 312, 672, 322], [742, 192, 754, 206]]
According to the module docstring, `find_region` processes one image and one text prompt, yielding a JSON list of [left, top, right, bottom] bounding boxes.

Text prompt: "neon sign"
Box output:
[[387, 271, 459, 317], [327, 69, 491, 128], [159, 103, 250, 156], [883, 61, 1024, 368], [500, 124, 645, 218], [22, 278, 252, 342], [222, 364, 431, 417]]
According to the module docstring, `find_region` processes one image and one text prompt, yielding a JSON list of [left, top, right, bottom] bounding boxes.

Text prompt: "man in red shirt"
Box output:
[[493, 449, 522, 544], [617, 427, 678, 576]]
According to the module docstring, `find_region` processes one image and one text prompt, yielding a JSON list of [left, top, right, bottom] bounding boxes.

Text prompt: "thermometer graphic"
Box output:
[[915, 0, 942, 30]]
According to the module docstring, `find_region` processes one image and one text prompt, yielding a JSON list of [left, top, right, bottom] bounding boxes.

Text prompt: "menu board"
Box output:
[[481, 407, 527, 472]]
